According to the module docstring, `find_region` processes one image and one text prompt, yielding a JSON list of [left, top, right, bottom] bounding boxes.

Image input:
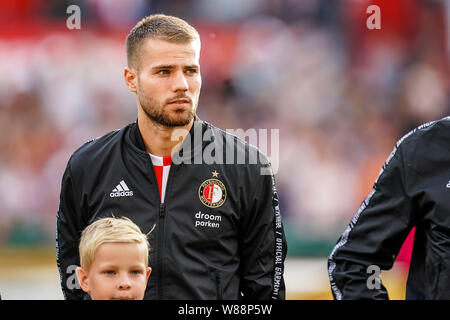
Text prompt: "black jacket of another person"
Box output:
[[328, 116, 450, 300]]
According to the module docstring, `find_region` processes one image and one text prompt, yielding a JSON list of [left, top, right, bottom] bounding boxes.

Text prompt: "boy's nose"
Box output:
[[118, 275, 131, 290]]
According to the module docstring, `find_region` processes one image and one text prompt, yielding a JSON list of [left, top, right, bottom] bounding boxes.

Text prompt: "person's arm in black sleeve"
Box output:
[[328, 140, 416, 300], [239, 160, 288, 300], [56, 159, 87, 300]]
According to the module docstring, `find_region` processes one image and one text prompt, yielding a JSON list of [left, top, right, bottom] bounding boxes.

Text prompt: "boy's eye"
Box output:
[[130, 270, 143, 275], [103, 270, 115, 275], [157, 69, 170, 75]]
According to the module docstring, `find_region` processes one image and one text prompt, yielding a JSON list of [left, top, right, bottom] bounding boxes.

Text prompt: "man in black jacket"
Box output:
[[56, 14, 287, 300], [328, 116, 450, 299]]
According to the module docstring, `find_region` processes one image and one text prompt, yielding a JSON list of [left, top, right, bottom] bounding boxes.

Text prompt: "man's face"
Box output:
[[134, 38, 201, 127], [76, 242, 151, 300]]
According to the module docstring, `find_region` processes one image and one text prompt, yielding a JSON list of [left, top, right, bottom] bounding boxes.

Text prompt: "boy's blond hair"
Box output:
[[79, 216, 150, 271]]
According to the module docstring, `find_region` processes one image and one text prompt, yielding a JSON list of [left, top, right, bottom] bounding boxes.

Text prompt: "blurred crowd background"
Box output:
[[0, 0, 449, 299]]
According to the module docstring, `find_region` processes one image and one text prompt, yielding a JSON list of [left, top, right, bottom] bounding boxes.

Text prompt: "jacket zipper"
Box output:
[[146, 153, 167, 300], [153, 158, 178, 300], [157, 202, 165, 299], [215, 271, 223, 300]]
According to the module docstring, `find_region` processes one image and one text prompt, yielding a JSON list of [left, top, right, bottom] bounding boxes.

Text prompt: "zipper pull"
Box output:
[[159, 203, 166, 218]]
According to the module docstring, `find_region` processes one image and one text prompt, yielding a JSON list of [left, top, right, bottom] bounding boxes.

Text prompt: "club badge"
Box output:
[[198, 172, 226, 208]]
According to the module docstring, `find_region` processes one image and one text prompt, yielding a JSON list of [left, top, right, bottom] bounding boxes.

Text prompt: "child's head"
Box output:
[[75, 216, 151, 300]]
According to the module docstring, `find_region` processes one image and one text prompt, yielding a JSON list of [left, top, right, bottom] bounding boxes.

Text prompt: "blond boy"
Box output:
[[75, 217, 151, 300]]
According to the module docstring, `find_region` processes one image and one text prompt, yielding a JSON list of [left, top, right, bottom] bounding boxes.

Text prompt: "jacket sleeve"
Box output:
[[328, 140, 417, 300], [239, 162, 288, 300], [56, 159, 88, 300]]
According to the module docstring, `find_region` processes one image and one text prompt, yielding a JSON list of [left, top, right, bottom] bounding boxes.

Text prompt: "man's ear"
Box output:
[[75, 266, 90, 293], [124, 67, 138, 93]]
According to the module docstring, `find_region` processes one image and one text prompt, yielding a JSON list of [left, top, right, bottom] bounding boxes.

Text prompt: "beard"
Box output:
[[138, 86, 197, 128]]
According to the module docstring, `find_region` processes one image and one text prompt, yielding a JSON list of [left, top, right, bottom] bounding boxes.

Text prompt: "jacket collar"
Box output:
[[129, 115, 207, 163]]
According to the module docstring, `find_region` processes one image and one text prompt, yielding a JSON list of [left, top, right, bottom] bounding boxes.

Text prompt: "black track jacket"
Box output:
[[328, 116, 450, 299], [56, 117, 287, 300]]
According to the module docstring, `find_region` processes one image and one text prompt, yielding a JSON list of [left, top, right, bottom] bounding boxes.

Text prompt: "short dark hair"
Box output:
[[126, 14, 200, 69]]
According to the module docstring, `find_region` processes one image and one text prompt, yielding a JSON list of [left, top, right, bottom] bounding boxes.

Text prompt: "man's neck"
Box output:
[[137, 114, 193, 157]]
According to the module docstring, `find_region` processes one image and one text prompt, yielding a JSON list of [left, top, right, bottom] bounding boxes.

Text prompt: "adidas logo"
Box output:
[[110, 180, 133, 197]]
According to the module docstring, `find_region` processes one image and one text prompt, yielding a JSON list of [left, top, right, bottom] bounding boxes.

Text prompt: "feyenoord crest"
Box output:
[[198, 177, 227, 208]]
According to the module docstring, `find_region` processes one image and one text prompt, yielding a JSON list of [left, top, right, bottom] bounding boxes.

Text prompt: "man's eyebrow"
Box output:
[[152, 64, 199, 69], [152, 65, 175, 69]]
